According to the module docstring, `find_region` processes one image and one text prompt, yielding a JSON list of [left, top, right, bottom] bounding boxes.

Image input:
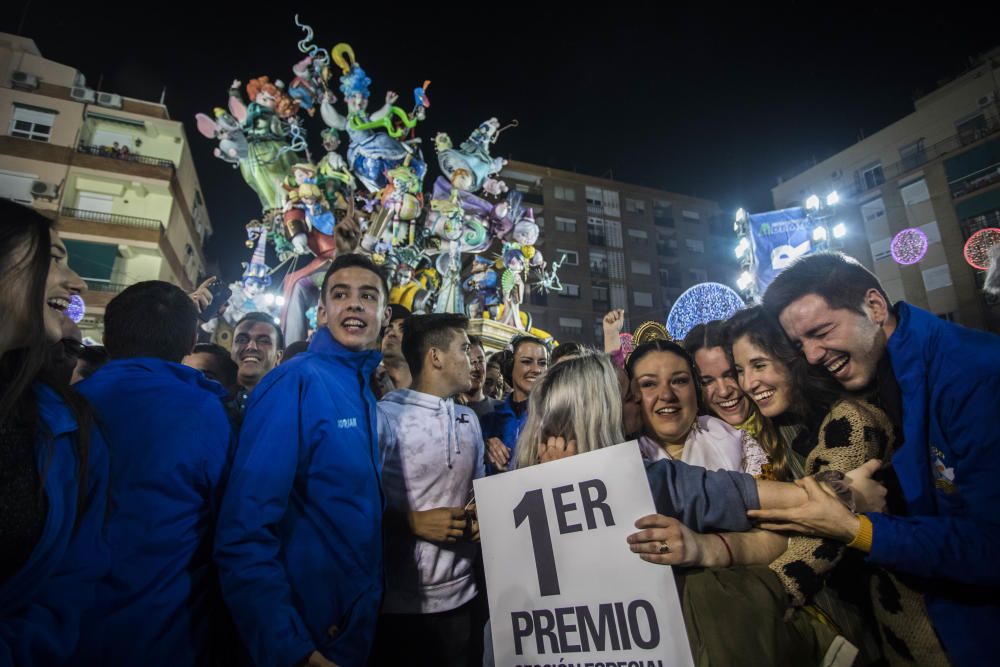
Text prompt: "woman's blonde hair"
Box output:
[[515, 350, 624, 468]]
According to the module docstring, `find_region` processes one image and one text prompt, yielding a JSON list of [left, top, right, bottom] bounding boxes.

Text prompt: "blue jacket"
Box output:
[[74, 359, 234, 666], [215, 328, 383, 667], [0, 384, 109, 666], [869, 302, 1000, 667], [480, 395, 528, 471]]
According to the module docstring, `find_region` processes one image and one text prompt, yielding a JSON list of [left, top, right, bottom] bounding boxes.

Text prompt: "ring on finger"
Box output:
[[657, 540, 671, 554]]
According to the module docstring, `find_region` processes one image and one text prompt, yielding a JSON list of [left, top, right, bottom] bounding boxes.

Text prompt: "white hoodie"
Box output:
[[377, 388, 486, 614]]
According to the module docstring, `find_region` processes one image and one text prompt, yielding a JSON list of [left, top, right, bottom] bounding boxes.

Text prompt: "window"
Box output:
[[685, 238, 705, 253], [858, 162, 885, 190], [593, 286, 609, 302], [689, 268, 708, 283], [559, 317, 583, 337], [587, 217, 607, 245], [633, 291, 653, 308], [553, 184, 576, 201], [956, 113, 988, 145], [631, 260, 651, 275], [9, 105, 57, 142], [585, 186, 603, 208], [899, 139, 926, 171], [625, 198, 646, 213], [653, 200, 674, 227], [561, 283, 580, 297], [555, 216, 577, 233], [589, 250, 608, 277], [0, 170, 37, 204], [535, 216, 544, 229], [555, 249, 578, 265], [682, 210, 701, 221], [627, 228, 648, 240]]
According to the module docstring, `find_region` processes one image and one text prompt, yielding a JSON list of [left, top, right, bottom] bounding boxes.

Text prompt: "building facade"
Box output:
[[501, 160, 738, 345], [1, 33, 212, 338], [772, 48, 1000, 333]]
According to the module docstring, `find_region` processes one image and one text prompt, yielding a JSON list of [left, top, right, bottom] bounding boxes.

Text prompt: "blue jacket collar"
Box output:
[[33, 382, 78, 437], [95, 357, 229, 399], [307, 328, 382, 376]]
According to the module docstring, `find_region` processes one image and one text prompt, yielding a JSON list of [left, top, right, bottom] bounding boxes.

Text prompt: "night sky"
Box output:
[[5, 2, 997, 281]]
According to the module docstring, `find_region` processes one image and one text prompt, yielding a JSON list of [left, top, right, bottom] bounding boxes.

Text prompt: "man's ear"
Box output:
[[863, 288, 890, 327]]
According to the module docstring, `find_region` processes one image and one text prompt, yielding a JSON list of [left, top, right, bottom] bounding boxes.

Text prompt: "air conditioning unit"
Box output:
[[96, 92, 123, 109], [70, 86, 96, 103], [30, 181, 59, 199], [978, 94, 995, 108], [831, 168, 843, 179], [11, 70, 39, 90]]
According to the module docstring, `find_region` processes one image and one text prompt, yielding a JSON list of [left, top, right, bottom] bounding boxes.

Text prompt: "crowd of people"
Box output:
[[2, 197, 998, 667]]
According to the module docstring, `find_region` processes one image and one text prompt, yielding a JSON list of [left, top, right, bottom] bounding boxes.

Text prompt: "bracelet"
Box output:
[[713, 533, 734, 567], [847, 514, 874, 553]]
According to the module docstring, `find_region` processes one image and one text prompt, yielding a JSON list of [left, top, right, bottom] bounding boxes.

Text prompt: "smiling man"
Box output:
[[231, 312, 284, 398], [755, 252, 1000, 667], [215, 254, 391, 667]]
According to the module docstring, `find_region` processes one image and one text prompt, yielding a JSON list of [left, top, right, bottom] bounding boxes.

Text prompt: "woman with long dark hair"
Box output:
[[0, 200, 109, 664], [683, 320, 798, 481]]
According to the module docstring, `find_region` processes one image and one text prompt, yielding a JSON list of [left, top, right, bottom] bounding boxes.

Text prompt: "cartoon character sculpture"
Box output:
[[319, 44, 428, 192], [462, 255, 500, 318], [226, 77, 304, 211], [194, 108, 249, 166], [497, 247, 527, 330], [434, 118, 511, 193]]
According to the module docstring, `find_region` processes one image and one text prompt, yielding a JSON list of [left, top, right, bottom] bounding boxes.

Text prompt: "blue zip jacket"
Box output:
[[74, 358, 234, 666], [480, 395, 528, 472], [0, 384, 109, 666], [215, 328, 383, 667], [869, 302, 1000, 667]]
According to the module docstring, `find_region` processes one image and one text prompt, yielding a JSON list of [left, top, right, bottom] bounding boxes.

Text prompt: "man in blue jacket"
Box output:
[[74, 281, 234, 666], [215, 253, 391, 667], [752, 253, 1000, 667]]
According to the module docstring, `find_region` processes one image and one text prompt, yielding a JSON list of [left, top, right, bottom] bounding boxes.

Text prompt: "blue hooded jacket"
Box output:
[[480, 394, 528, 472], [0, 384, 109, 666], [869, 302, 1000, 667], [74, 358, 234, 665], [215, 327, 383, 667]]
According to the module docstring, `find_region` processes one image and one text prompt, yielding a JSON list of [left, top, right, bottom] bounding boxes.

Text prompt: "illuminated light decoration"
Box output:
[[964, 227, 1000, 270], [735, 208, 747, 222], [832, 223, 847, 239], [826, 191, 840, 206], [812, 226, 827, 242], [890, 228, 928, 265], [273, 316, 282, 325], [734, 237, 751, 258], [276, 295, 286, 307], [805, 195, 820, 210], [667, 282, 745, 340], [264, 293, 276, 306], [66, 294, 85, 323], [736, 271, 753, 290]]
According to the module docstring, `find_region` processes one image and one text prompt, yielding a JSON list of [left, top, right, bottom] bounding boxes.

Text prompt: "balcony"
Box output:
[[74, 143, 175, 181], [587, 231, 607, 246], [59, 207, 164, 245], [849, 116, 1000, 197]]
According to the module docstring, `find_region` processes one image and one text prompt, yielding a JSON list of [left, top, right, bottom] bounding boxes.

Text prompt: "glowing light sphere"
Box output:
[[667, 282, 745, 340], [66, 294, 85, 323], [891, 228, 928, 265], [964, 228, 1000, 270]]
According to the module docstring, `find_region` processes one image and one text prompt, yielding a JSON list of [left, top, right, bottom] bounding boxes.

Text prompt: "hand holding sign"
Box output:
[[475, 441, 693, 666]]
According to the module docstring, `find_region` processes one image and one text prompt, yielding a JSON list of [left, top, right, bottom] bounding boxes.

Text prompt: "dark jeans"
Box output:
[[370, 598, 482, 667]]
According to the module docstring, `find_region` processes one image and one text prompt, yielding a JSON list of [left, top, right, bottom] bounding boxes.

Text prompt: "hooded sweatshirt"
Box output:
[[377, 389, 485, 614]]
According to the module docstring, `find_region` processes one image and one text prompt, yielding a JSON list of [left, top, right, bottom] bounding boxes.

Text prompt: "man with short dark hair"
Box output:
[[462, 336, 497, 418], [184, 342, 239, 394], [231, 312, 283, 396], [216, 253, 391, 667], [380, 303, 412, 391], [753, 252, 1000, 667], [73, 280, 234, 665], [373, 313, 485, 665]]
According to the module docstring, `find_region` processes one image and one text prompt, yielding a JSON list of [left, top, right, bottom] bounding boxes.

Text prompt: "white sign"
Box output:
[[475, 442, 693, 667]]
